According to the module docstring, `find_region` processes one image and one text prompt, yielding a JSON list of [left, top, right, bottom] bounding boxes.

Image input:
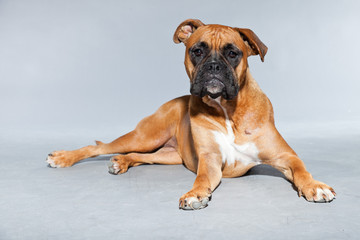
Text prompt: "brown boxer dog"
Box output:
[[47, 19, 336, 210]]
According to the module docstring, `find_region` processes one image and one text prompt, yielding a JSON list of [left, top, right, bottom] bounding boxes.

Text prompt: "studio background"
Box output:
[[1, 0, 359, 239], [1, 0, 359, 133]]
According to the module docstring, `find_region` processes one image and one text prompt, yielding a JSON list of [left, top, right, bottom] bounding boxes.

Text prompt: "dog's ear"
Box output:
[[234, 28, 268, 62], [173, 19, 205, 44]]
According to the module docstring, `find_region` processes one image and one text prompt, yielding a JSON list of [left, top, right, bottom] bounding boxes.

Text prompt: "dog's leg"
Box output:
[[259, 127, 336, 203], [46, 142, 107, 168], [46, 125, 173, 168], [47, 97, 188, 168], [107, 146, 182, 174], [178, 153, 222, 210], [178, 125, 223, 210], [265, 152, 336, 202]]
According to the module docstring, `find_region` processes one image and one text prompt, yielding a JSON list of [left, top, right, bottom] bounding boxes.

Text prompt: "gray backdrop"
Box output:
[[1, 1, 360, 239], [1, 0, 359, 134]]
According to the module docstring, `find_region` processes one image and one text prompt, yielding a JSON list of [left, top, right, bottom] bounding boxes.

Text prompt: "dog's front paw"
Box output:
[[179, 188, 212, 210], [107, 155, 131, 175], [46, 151, 76, 168], [299, 180, 336, 203]]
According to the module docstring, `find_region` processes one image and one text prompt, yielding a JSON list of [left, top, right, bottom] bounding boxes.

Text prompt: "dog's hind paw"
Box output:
[[107, 155, 130, 175], [46, 151, 75, 168]]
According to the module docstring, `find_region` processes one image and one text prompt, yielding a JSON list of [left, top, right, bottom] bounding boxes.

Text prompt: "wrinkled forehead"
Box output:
[[186, 24, 244, 50]]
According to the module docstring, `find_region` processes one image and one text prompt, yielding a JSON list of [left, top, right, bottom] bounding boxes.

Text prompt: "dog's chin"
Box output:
[[203, 79, 225, 99]]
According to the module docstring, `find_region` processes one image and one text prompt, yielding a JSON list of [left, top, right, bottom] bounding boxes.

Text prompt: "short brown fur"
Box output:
[[47, 19, 335, 209]]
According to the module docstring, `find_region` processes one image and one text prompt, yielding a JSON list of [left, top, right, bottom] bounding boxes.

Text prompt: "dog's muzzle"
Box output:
[[190, 58, 240, 100], [190, 78, 237, 100]]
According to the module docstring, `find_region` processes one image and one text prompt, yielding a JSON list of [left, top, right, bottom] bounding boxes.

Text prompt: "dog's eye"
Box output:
[[228, 51, 238, 58], [193, 49, 203, 57]]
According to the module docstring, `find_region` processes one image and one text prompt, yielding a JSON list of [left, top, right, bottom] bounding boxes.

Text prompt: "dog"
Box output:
[[47, 19, 336, 210]]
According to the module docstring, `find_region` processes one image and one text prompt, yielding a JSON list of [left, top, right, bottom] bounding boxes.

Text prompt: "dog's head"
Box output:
[[173, 19, 267, 100]]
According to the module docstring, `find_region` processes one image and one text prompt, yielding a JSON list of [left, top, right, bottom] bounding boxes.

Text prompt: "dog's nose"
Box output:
[[207, 62, 221, 74]]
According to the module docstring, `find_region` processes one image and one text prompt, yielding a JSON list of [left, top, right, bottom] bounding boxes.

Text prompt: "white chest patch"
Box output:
[[211, 98, 260, 166]]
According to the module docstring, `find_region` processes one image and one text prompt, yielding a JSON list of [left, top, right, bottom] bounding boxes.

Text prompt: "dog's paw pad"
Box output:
[[107, 156, 129, 175], [300, 181, 336, 203], [312, 188, 336, 203], [107, 159, 120, 174], [179, 197, 209, 210], [46, 151, 75, 168], [46, 155, 62, 168]]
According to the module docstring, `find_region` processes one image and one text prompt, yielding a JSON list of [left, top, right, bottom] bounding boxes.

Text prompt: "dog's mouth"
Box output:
[[190, 78, 238, 100], [203, 79, 225, 99]]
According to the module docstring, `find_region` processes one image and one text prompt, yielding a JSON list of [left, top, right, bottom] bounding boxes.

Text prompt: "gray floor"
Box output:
[[1, 120, 359, 240]]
